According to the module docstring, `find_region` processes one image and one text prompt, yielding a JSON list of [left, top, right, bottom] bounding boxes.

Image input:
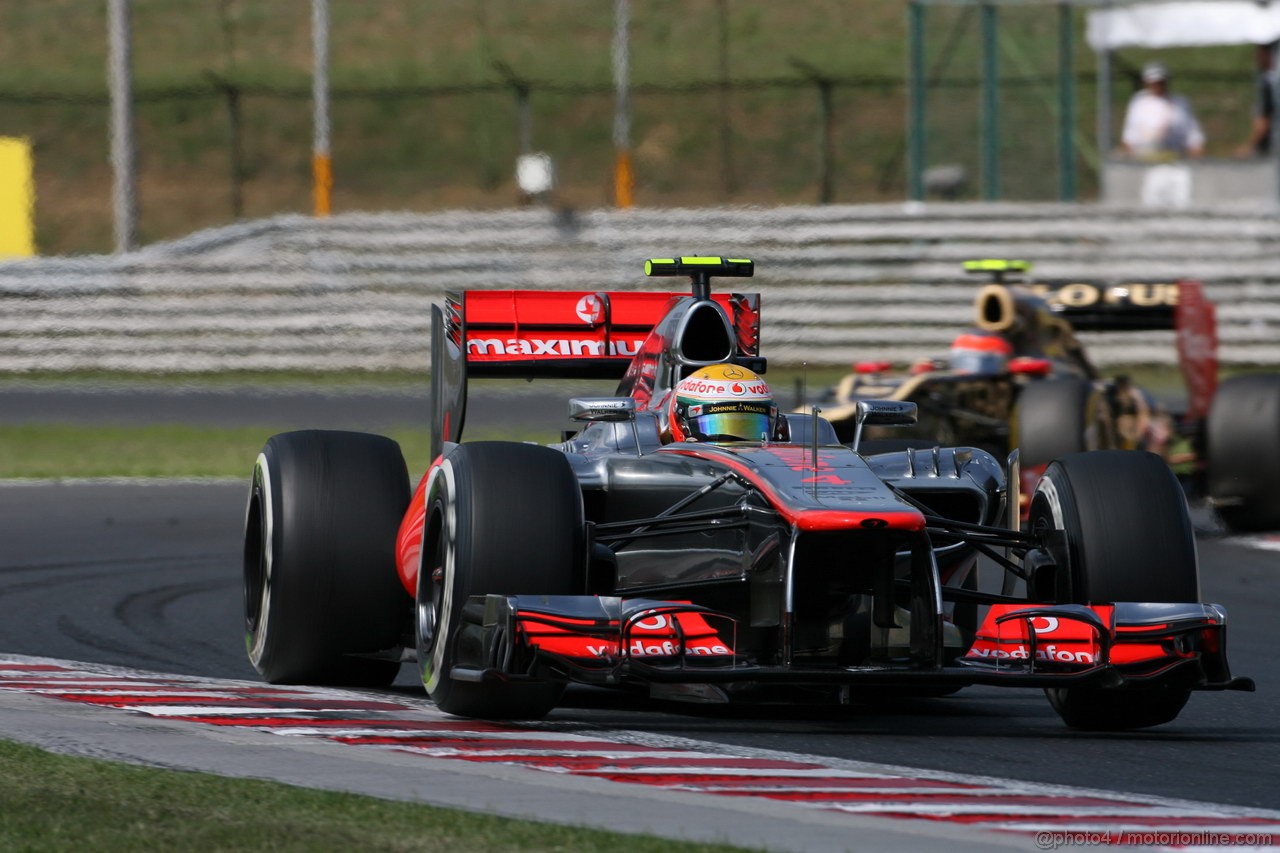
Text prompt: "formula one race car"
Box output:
[[243, 256, 1251, 729], [806, 260, 1280, 531]]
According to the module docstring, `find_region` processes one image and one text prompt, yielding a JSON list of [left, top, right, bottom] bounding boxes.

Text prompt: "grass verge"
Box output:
[[0, 738, 747, 853], [0, 423, 567, 480], [0, 425, 426, 479]]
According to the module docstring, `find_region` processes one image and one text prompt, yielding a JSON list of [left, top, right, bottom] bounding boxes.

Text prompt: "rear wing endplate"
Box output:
[[430, 289, 760, 458]]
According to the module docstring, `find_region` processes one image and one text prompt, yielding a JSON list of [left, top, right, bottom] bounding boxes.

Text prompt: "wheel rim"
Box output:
[[416, 499, 452, 693], [244, 489, 266, 631], [244, 455, 274, 666], [417, 546, 443, 651]]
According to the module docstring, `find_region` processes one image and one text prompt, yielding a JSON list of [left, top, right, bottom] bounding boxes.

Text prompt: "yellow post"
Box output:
[[614, 150, 634, 209], [0, 137, 35, 257], [313, 152, 332, 217]]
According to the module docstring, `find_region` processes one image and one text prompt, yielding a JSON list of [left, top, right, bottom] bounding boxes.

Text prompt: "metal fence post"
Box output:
[[907, 1, 925, 202], [1058, 2, 1077, 201], [1096, 0, 1113, 200], [980, 2, 1000, 201], [494, 61, 532, 155], [207, 72, 245, 219], [819, 78, 834, 203], [791, 59, 835, 204], [717, 0, 735, 198], [107, 0, 137, 253], [311, 0, 332, 217], [1272, 41, 1280, 208], [226, 82, 245, 219], [612, 0, 633, 208]]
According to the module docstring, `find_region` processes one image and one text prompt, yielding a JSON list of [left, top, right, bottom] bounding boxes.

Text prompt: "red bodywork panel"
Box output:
[[459, 290, 756, 368], [521, 607, 733, 662], [396, 462, 436, 596], [462, 291, 674, 364], [964, 603, 1209, 670], [966, 604, 1115, 667]]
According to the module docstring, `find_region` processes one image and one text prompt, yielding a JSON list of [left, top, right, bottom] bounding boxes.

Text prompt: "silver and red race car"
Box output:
[[243, 257, 1251, 729]]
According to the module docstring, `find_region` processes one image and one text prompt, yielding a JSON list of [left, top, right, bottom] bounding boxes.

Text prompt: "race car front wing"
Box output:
[[446, 595, 1253, 699]]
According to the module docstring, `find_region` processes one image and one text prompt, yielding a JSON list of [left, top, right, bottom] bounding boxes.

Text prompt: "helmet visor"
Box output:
[[683, 401, 772, 442], [950, 351, 1007, 374]]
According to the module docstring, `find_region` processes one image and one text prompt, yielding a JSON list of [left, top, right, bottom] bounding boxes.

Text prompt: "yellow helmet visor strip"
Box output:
[[680, 400, 773, 441]]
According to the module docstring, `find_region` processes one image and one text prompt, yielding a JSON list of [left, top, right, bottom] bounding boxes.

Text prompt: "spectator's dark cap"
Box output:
[[1142, 61, 1169, 83]]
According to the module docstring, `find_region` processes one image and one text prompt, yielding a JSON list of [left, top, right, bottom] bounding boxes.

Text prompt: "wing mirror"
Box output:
[[569, 397, 637, 422], [852, 400, 918, 451]]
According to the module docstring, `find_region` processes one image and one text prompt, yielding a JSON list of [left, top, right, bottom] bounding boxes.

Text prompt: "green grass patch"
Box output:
[[0, 738, 747, 852], [0, 422, 561, 480], [0, 425, 421, 479], [0, 370, 432, 392]]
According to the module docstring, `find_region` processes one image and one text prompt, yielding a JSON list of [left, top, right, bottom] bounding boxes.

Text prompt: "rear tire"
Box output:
[[417, 442, 585, 719], [244, 430, 410, 686], [1207, 373, 1280, 532], [1013, 378, 1110, 468], [1028, 451, 1199, 730]]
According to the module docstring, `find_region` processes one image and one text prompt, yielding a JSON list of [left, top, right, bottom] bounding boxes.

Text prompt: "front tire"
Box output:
[[244, 430, 410, 686], [416, 442, 585, 719], [1028, 451, 1199, 730], [1207, 373, 1280, 532], [1013, 377, 1111, 468]]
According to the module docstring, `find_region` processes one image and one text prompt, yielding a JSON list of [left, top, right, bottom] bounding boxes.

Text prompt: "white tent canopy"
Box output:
[[1087, 1, 1280, 50]]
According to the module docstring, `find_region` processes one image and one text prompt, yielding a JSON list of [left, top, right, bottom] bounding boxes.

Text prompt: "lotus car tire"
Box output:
[[417, 442, 585, 719], [1029, 450, 1198, 730], [1207, 373, 1280, 532], [1013, 378, 1110, 468], [244, 430, 410, 686]]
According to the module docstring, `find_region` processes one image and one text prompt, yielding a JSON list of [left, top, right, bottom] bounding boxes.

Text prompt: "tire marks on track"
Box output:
[[1, 655, 1277, 850]]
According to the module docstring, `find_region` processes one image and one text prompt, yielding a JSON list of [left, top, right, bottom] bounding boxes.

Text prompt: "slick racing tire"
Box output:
[[417, 442, 585, 719], [1013, 378, 1111, 468], [1029, 450, 1198, 730], [1207, 373, 1280, 532], [244, 430, 410, 686], [1044, 684, 1190, 732]]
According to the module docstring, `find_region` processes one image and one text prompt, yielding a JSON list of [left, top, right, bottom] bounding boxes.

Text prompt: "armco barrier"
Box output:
[[1, 203, 1277, 372]]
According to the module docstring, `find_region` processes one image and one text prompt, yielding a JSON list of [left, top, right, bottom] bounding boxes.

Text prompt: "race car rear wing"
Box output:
[[966, 261, 1187, 332], [1028, 280, 1178, 332], [967, 261, 1218, 418], [430, 288, 761, 457]]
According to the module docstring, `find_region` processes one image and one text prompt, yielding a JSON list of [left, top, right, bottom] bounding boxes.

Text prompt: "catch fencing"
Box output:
[[8, 0, 1266, 255], [1, 203, 1278, 373]]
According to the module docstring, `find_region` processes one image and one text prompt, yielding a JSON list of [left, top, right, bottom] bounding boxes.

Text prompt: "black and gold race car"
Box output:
[[803, 260, 1280, 531]]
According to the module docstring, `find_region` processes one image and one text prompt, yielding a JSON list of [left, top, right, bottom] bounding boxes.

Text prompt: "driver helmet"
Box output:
[[949, 332, 1013, 375], [668, 363, 776, 443]]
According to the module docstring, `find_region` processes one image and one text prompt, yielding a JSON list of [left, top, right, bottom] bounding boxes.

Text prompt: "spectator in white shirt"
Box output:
[[1121, 62, 1205, 159]]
